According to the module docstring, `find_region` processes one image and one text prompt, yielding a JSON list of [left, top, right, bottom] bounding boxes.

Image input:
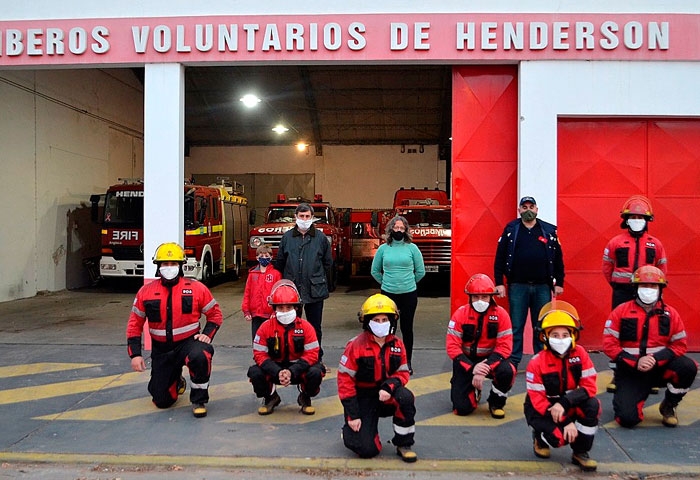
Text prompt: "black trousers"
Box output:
[[342, 386, 416, 458], [381, 289, 418, 365], [450, 357, 515, 415], [525, 396, 601, 454], [149, 337, 214, 408], [247, 362, 324, 398], [303, 300, 325, 359], [613, 355, 698, 428]]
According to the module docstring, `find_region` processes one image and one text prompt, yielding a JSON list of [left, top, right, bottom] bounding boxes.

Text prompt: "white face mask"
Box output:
[[159, 265, 180, 280], [637, 287, 659, 305], [276, 309, 297, 325], [369, 320, 391, 338], [296, 218, 314, 231], [627, 218, 646, 233], [471, 300, 490, 313], [548, 337, 572, 355]]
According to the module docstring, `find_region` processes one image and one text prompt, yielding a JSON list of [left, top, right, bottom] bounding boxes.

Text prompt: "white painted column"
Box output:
[[143, 63, 185, 279]]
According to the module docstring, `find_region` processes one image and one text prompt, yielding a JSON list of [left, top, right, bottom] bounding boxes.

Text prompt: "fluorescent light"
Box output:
[[272, 124, 289, 134], [240, 94, 261, 108]]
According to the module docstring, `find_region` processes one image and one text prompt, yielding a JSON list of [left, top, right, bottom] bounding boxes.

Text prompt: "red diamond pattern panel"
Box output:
[[559, 119, 700, 350], [451, 66, 518, 312]]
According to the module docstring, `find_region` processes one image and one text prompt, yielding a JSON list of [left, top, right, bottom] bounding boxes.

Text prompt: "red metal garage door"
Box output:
[[451, 66, 518, 313], [558, 119, 700, 350]]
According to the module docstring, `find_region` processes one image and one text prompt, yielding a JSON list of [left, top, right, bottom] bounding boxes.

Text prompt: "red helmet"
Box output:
[[620, 195, 653, 220], [464, 274, 497, 295], [268, 279, 302, 306], [631, 266, 667, 286]]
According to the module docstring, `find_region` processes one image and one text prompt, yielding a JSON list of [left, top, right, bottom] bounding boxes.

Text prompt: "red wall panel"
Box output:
[[451, 66, 518, 313], [558, 119, 700, 350]]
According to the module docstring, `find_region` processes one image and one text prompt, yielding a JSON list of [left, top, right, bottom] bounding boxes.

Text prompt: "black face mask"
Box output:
[[390, 231, 405, 241]]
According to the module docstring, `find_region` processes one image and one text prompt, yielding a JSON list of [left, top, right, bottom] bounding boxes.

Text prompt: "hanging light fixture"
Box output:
[[272, 124, 289, 134], [239, 94, 261, 108]]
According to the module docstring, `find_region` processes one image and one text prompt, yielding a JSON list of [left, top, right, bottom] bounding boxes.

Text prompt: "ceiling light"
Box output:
[[272, 124, 289, 134], [296, 142, 309, 152], [240, 94, 261, 108]]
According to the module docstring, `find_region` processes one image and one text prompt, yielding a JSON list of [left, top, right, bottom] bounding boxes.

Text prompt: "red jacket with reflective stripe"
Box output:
[[337, 331, 410, 419], [252, 316, 319, 370], [603, 299, 687, 368], [525, 346, 597, 417], [602, 231, 667, 284], [126, 277, 223, 357], [241, 265, 281, 318], [445, 304, 512, 366]]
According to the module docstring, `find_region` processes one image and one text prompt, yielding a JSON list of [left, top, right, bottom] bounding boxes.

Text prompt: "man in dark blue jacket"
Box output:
[[275, 202, 333, 362], [493, 196, 565, 369]]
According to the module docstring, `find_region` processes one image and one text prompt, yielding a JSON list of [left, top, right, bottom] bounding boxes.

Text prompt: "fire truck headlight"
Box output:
[[250, 236, 263, 248], [101, 264, 117, 271]]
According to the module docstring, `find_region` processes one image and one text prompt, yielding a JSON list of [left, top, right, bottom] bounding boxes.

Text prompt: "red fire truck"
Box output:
[[90, 179, 249, 283], [247, 194, 343, 290], [392, 187, 451, 274], [336, 207, 393, 279]]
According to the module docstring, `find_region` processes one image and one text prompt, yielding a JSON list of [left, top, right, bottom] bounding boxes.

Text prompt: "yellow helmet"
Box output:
[[537, 300, 581, 347], [152, 242, 186, 264], [358, 294, 399, 333]]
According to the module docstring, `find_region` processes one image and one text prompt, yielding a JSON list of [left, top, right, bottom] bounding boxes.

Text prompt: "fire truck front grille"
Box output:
[[414, 239, 452, 265], [111, 246, 143, 261], [256, 236, 283, 249]]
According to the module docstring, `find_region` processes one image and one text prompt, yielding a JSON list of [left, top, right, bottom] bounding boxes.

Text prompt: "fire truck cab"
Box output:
[[248, 193, 342, 290], [393, 187, 451, 274], [90, 178, 248, 284]]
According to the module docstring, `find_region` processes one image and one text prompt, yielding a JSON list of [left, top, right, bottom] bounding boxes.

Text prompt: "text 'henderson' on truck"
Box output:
[[90, 178, 249, 284], [393, 187, 452, 274], [247, 193, 344, 290]]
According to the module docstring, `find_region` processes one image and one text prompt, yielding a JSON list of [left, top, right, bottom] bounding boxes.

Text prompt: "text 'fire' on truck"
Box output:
[[247, 194, 343, 291], [392, 187, 451, 274], [90, 178, 250, 284]]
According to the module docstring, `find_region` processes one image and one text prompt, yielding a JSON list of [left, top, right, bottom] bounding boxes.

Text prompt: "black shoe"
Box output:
[[192, 403, 207, 418], [177, 376, 186, 396], [258, 392, 281, 415], [297, 391, 315, 415], [572, 452, 597, 472], [396, 446, 418, 463]]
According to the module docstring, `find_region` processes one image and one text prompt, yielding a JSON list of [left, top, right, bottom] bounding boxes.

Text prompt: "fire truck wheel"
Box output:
[[201, 255, 212, 285]]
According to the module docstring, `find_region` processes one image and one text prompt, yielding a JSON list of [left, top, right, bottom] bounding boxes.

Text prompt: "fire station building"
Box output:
[[1, 1, 699, 349]]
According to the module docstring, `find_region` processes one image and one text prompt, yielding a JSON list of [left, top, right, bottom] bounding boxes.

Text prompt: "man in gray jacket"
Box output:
[[275, 202, 333, 362]]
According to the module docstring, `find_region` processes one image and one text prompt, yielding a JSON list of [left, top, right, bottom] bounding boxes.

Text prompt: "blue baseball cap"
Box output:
[[519, 196, 536, 206]]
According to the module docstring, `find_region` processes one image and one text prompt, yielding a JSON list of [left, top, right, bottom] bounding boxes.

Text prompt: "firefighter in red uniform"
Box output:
[[603, 266, 698, 428], [127, 242, 223, 418], [524, 301, 600, 472], [338, 294, 417, 463], [603, 195, 668, 393], [446, 273, 516, 419], [247, 279, 324, 416]]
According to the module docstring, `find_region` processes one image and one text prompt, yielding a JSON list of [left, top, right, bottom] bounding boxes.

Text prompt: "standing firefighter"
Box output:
[[524, 301, 600, 472], [127, 242, 223, 418], [446, 273, 515, 419], [338, 294, 417, 462], [247, 279, 325, 416], [602, 195, 668, 394], [603, 266, 698, 428]]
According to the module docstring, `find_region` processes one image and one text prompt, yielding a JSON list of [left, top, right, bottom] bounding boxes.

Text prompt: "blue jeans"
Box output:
[[507, 283, 552, 368]]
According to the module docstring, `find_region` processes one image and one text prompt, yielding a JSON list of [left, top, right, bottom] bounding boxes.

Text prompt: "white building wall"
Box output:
[[519, 61, 700, 223], [0, 69, 143, 301]]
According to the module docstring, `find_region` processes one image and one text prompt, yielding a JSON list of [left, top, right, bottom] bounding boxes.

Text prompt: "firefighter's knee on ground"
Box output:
[[616, 414, 642, 429], [153, 396, 177, 409]]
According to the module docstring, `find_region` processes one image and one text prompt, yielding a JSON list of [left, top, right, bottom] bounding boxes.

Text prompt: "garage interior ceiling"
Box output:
[[182, 65, 453, 155]]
